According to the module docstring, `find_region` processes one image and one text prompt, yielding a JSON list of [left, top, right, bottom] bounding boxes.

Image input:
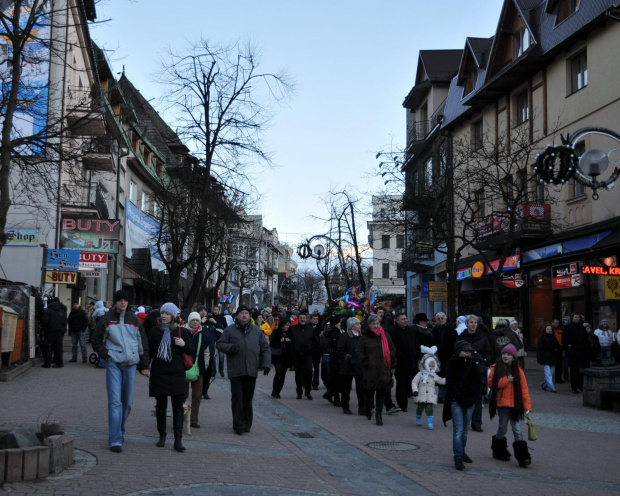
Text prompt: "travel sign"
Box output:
[[582, 265, 620, 276]]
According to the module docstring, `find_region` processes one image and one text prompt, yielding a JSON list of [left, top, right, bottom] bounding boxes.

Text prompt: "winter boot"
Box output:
[[513, 440, 531, 468], [172, 407, 186, 452], [416, 414, 422, 426], [375, 402, 383, 426], [491, 435, 511, 461], [427, 416, 434, 430], [155, 408, 167, 447]]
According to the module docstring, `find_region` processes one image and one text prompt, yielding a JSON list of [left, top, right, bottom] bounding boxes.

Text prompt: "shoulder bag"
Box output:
[[186, 332, 202, 382], [178, 324, 194, 371]]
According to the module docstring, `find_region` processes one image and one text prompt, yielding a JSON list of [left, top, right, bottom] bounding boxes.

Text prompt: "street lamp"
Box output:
[[227, 261, 258, 308]]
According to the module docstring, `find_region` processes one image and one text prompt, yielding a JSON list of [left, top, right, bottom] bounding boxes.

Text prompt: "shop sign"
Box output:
[[456, 255, 521, 281], [60, 218, 120, 254], [434, 261, 447, 274], [472, 261, 485, 278], [582, 265, 620, 276], [428, 281, 447, 302], [79, 252, 108, 268], [563, 231, 611, 253], [552, 262, 581, 290], [46, 249, 80, 271], [82, 269, 101, 278], [45, 270, 79, 284], [523, 243, 562, 263], [501, 273, 524, 289], [604, 277, 620, 300], [456, 267, 471, 281], [5, 228, 39, 246]]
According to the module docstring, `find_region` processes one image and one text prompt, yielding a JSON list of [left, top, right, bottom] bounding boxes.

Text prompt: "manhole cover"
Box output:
[[291, 432, 315, 438], [367, 441, 419, 451]]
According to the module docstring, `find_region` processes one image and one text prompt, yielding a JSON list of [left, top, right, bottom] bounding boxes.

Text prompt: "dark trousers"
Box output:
[[44, 332, 64, 366], [201, 365, 212, 396], [320, 354, 330, 389], [554, 350, 564, 381], [218, 353, 225, 376], [339, 374, 364, 410], [294, 354, 313, 395], [471, 397, 483, 429], [568, 354, 584, 391], [365, 387, 390, 413], [328, 352, 340, 400], [394, 367, 415, 410], [229, 376, 257, 431], [271, 358, 288, 395], [311, 351, 321, 388]]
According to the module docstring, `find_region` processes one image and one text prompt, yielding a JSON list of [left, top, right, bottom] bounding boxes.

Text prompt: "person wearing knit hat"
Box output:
[[148, 302, 194, 452], [182, 311, 211, 428], [488, 340, 533, 469], [91, 287, 149, 454]]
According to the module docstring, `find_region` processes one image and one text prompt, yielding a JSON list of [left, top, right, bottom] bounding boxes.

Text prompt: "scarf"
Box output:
[[156, 324, 173, 362], [370, 325, 391, 368], [421, 370, 437, 384]]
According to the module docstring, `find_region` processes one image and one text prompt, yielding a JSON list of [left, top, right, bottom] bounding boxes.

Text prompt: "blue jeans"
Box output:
[[106, 361, 136, 447], [70, 331, 87, 361], [451, 402, 474, 460], [496, 407, 523, 441], [541, 365, 556, 391]]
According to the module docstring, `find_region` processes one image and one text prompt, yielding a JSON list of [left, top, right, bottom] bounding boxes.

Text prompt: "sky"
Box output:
[[92, 0, 504, 247]]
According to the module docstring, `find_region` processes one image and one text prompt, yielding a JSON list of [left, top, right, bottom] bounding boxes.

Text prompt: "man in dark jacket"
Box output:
[[459, 315, 492, 432], [92, 290, 150, 453], [42, 297, 68, 368], [216, 305, 271, 435], [68, 302, 89, 363], [309, 313, 322, 390], [443, 340, 480, 470], [388, 313, 420, 413], [432, 312, 457, 402], [563, 313, 589, 393], [289, 311, 314, 399], [321, 315, 343, 405]]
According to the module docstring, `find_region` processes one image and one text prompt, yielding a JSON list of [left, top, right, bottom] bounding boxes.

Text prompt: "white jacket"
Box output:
[[412, 371, 445, 405], [595, 328, 614, 348]]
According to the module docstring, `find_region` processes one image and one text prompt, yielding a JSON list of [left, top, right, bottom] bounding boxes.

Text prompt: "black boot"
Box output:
[[155, 408, 166, 447], [491, 435, 510, 461], [172, 407, 186, 452], [375, 401, 383, 426], [513, 440, 531, 468]]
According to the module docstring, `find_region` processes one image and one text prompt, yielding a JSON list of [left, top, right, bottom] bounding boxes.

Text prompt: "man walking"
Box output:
[[309, 313, 322, 390], [92, 290, 150, 453], [388, 313, 420, 413], [68, 302, 89, 363], [290, 311, 314, 399], [41, 297, 68, 368], [217, 305, 271, 435]]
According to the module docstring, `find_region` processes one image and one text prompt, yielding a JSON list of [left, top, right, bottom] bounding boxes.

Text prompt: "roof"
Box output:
[[466, 37, 494, 69]]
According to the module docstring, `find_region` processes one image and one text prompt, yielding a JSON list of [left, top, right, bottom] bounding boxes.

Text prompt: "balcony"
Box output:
[[82, 138, 114, 172], [407, 120, 429, 146], [65, 86, 106, 136], [263, 260, 278, 276], [474, 203, 552, 248], [400, 241, 434, 273]]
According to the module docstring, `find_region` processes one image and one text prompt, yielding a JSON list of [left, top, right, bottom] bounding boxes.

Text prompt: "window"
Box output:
[[475, 189, 485, 218], [556, 0, 579, 24], [472, 120, 483, 150], [505, 175, 515, 202], [572, 142, 586, 198], [129, 180, 136, 204], [396, 234, 405, 249], [514, 28, 530, 58], [569, 51, 587, 94], [381, 235, 390, 249], [515, 90, 529, 125], [425, 158, 433, 189], [382, 263, 390, 279], [153, 201, 159, 218], [141, 191, 148, 211]]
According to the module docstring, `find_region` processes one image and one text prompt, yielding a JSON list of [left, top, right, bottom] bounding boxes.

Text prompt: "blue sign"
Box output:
[[5, 228, 39, 246], [46, 249, 80, 271], [523, 243, 562, 263], [563, 231, 611, 253]]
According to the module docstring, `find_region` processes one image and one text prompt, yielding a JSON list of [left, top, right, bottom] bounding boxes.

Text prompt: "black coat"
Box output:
[[337, 330, 362, 375], [414, 324, 434, 348], [442, 355, 480, 425], [68, 307, 88, 332], [564, 322, 589, 363], [432, 324, 457, 377], [189, 326, 212, 376], [143, 310, 160, 337], [42, 302, 67, 333], [270, 327, 293, 367], [148, 325, 195, 397], [537, 333, 560, 366], [355, 329, 396, 391], [489, 326, 523, 365], [388, 324, 420, 371], [290, 323, 314, 356]]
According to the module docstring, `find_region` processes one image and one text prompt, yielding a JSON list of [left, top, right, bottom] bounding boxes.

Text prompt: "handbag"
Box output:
[[186, 333, 202, 382], [178, 325, 193, 371], [526, 414, 537, 441]]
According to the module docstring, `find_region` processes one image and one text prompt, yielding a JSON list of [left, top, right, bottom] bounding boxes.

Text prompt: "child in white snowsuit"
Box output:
[[412, 354, 445, 429]]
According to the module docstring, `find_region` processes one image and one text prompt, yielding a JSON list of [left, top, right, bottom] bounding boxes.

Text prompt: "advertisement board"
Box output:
[[604, 277, 620, 300], [552, 262, 581, 290], [79, 252, 108, 268], [45, 270, 79, 284], [5, 228, 39, 246], [46, 249, 80, 271], [125, 200, 166, 270], [60, 218, 120, 253], [428, 281, 447, 302]]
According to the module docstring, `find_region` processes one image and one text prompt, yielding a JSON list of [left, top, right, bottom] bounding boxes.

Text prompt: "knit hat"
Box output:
[[236, 305, 251, 315], [456, 316, 467, 324], [137, 306, 145, 314], [114, 290, 129, 303], [188, 312, 201, 324], [160, 302, 180, 317], [197, 305, 207, 313], [501, 343, 518, 359], [454, 340, 475, 355], [600, 319, 608, 325]]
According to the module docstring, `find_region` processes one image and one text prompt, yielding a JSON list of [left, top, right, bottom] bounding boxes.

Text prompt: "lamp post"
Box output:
[[226, 261, 258, 308]]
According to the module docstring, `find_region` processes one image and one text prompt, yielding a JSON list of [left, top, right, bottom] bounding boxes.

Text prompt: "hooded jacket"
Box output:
[[42, 301, 67, 333], [92, 308, 149, 369], [412, 354, 445, 405]]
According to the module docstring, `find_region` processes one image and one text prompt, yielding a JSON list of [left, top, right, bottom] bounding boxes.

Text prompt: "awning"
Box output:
[[590, 230, 620, 251]]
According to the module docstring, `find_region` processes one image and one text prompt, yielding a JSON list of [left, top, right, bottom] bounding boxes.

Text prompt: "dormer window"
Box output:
[[514, 28, 530, 58], [555, 0, 579, 25]]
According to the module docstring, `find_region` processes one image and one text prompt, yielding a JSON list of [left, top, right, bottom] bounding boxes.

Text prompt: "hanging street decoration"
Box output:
[[533, 134, 578, 185]]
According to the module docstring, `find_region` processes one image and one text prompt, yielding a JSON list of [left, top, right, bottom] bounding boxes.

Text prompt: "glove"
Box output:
[[344, 354, 351, 363], [263, 367, 270, 376], [413, 391, 418, 397], [229, 344, 239, 354]]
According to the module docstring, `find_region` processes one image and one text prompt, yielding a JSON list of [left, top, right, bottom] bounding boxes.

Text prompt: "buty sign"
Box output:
[[45, 270, 79, 284], [60, 218, 120, 254], [79, 252, 108, 268]]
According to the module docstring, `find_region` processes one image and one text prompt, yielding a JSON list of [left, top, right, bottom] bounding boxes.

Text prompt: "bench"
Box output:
[[600, 390, 620, 412]]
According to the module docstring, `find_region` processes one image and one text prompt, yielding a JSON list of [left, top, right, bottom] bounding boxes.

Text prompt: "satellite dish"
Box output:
[[313, 244, 325, 258], [579, 149, 609, 177]]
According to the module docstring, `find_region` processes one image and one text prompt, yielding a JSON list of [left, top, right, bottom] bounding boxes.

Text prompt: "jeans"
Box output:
[[70, 330, 87, 361], [496, 407, 523, 441], [106, 361, 137, 447], [541, 365, 556, 391], [451, 402, 474, 460]]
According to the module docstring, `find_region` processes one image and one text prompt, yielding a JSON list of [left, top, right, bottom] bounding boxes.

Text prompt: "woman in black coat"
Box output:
[[270, 320, 292, 398], [563, 313, 589, 394], [148, 302, 194, 452], [355, 314, 396, 426], [338, 317, 365, 415], [537, 323, 560, 393]]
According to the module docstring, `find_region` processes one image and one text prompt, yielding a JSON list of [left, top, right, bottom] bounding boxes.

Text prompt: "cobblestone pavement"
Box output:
[[1, 346, 619, 495]]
